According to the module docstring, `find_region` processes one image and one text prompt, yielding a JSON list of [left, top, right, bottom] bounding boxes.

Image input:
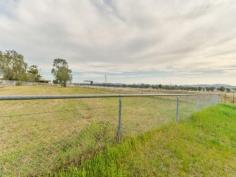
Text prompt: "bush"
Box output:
[[16, 81, 22, 86]]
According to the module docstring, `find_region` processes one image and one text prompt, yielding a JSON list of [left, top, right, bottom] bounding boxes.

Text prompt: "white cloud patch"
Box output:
[[0, 0, 236, 84]]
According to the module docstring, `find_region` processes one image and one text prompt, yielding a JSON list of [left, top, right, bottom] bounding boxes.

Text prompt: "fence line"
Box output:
[[0, 93, 220, 143], [0, 93, 221, 176], [0, 93, 218, 100]]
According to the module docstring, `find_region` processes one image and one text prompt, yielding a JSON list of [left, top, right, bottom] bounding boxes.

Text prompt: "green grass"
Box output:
[[0, 86, 216, 176], [55, 104, 236, 177]]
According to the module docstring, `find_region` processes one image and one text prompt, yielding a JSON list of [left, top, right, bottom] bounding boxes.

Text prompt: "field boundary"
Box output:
[[0, 93, 219, 100], [0, 93, 220, 143], [0, 91, 221, 176]]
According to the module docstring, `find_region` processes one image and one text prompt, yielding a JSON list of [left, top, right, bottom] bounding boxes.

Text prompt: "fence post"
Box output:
[[233, 92, 235, 104], [176, 96, 179, 122], [116, 97, 122, 143]]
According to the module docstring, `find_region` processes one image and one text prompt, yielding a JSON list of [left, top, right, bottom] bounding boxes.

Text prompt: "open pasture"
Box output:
[[0, 86, 217, 176]]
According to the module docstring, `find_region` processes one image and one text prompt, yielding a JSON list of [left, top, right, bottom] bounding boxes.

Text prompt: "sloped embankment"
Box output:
[[54, 104, 236, 177]]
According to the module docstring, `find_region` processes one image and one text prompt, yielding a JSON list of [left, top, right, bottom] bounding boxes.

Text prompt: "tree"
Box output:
[[0, 51, 3, 77], [51, 58, 72, 87], [0, 50, 28, 81], [27, 65, 41, 82], [218, 86, 226, 92]]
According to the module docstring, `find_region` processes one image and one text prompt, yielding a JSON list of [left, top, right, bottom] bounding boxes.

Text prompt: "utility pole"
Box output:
[[105, 73, 107, 83]]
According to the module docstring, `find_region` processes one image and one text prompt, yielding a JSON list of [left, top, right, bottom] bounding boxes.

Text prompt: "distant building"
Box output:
[[84, 80, 94, 85]]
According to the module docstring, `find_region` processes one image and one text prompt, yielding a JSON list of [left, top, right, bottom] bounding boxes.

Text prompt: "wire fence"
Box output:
[[0, 94, 220, 176], [221, 92, 236, 104]]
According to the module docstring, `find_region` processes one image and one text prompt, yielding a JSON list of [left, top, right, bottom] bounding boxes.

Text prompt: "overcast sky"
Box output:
[[0, 0, 236, 85]]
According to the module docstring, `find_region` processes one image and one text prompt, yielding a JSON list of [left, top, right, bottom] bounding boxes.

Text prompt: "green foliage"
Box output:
[[51, 58, 72, 87], [0, 50, 28, 81], [27, 65, 41, 82], [55, 104, 236, 177], [0, 50, 42, 82]]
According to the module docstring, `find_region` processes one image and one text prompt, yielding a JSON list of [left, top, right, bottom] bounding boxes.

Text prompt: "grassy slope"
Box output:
[[56, 104, 236, 177]]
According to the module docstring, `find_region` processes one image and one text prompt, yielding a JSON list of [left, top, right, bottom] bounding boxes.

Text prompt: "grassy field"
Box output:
[[55, 104, 236, 177], [0, 86, 217, 176]]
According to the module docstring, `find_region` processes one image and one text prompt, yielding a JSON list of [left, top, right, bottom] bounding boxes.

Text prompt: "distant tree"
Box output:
[[51, 58, 72, 87], [27, 65, 41, 82], [0, 50, 27, 81], [218, 86, 226, 92], [226, 88, 231, 92], [206, 87, 215, 92]]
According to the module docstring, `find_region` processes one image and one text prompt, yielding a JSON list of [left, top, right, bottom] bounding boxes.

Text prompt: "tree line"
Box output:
[[0, 50, 72, 87], [88, 83, 233, 92]]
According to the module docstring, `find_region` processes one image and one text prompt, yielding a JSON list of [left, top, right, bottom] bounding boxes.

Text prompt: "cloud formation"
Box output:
[[0, 0, 236, 84]]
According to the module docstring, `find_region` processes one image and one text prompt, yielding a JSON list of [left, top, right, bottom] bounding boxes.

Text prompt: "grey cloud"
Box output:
[[0, 0, 236, 84]]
